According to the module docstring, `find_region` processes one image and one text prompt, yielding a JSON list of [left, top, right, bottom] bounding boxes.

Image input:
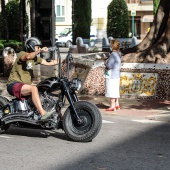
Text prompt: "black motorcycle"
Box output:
[[0, 45, 102, 142]]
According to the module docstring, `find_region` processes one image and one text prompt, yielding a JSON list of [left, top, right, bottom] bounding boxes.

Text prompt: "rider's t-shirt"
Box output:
[[7, 51, 42, 85]]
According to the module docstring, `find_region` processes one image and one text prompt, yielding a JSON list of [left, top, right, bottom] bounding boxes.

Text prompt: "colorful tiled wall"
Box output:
[[67, 58, 170, 99]]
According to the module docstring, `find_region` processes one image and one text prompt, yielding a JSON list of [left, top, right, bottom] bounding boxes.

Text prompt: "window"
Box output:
[[126, 0, 140, 3], [55, 0, 65, 22]]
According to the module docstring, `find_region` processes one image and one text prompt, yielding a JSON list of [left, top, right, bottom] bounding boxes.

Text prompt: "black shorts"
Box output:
[[7, 82, 18, 95]]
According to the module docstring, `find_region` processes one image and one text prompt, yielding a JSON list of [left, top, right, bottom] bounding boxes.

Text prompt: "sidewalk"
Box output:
[[1, 75, 170, 122], [78, 95, 170, 122]]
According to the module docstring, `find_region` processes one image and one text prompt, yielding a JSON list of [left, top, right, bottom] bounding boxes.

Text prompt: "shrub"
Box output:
[[107, 0, 129, 38], [73, 0, 91, 44], [0, 40, 23, 53], [0, 43, 4, 49], [3, 42, 22, 53]]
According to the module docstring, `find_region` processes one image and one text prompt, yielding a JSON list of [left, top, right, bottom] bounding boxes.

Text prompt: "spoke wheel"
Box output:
[[63, 101, 102, 142]]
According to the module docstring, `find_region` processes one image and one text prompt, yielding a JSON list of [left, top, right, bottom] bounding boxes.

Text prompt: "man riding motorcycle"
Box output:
[[6, 37, 58, 120]]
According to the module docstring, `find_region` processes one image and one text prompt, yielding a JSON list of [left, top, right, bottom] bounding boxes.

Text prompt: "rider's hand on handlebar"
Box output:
[[40, 47, 49, 52], [61, 59, 66, 63]]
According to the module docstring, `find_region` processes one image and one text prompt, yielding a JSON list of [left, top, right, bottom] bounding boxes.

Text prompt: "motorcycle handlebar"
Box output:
[[48, 46, 57, 52], [40, 44, 72, 79]]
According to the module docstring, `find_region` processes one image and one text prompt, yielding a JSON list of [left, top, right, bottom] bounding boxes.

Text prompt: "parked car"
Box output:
[[55, 31, 72, 47], [55, 27, 97, 48]]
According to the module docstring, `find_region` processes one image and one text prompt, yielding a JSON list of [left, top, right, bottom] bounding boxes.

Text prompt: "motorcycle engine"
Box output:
[[39, 93, 56, 112], [39, 93, 61, 128]]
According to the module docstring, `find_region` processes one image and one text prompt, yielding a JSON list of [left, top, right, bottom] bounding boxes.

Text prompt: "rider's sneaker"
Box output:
[[41, 110, 55, 120]]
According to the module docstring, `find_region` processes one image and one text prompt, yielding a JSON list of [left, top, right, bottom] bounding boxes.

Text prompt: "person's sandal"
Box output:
[[105, 107, 116, 111], [115, 105, 120, 110]]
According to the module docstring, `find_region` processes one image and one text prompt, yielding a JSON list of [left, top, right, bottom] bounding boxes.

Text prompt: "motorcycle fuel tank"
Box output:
[[37, 77, 60, 92]]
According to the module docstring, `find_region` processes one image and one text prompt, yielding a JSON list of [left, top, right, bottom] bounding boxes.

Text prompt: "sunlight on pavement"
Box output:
[[132, 119, 164, 124], [102, 120, 114, 123]]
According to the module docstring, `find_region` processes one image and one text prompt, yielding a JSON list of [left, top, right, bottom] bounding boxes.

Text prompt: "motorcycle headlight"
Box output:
[[70, 78, 82, 91]]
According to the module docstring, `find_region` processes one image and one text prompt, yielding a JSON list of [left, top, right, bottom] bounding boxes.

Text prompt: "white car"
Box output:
[[56, 27, 97, 48], [56, 31, 72, 47]]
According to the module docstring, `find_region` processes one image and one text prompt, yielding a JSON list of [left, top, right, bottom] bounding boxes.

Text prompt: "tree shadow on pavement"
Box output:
[[95, 99, 170, 111]]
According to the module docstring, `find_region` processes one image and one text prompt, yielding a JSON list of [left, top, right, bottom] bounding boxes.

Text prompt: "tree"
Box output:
[[19, 0, 24, 41], [30, 0, 36, 36], [18, 0, 29, 41], [121, 0, 170, 64], [73, 0, 91, 44], [0, 0, 9, 41], [153, 0, 160, 15], [0, 0, 28, 41], [107, 0, 129, 38], [6, 1, 20, 40]]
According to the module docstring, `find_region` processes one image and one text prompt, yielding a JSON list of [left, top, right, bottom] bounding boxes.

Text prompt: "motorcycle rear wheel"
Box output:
[[0, 96, 10, 134], [63, 101, 102, 142]]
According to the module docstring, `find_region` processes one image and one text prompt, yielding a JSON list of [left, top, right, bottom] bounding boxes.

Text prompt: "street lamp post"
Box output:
[[131, 6, 136, 37], [72, 0, 76, 44]]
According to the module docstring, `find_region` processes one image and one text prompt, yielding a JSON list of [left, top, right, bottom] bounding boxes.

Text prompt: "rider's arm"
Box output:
[[41, 59, 59, 66], [20, 50, 41, 61], [19, 46, 48, 61]]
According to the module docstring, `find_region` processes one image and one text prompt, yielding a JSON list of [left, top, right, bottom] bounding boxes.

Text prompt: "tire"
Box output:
[[0, 96, 10, 134], [66, 41, 72, 48], [62, 101, 102, 142]]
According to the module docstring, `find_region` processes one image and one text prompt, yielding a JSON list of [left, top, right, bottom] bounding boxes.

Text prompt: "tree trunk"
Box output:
[[19, 0, 24, 42], [121, 0, 170, 64], [1, 0, 9, 41], [30, 0, 36, 36]]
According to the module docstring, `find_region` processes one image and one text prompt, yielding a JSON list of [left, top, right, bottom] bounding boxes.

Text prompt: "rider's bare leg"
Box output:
[[21, 84, 45, 116]]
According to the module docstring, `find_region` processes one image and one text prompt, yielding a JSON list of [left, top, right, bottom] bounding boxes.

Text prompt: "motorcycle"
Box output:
[[0, 45, 102, 142]]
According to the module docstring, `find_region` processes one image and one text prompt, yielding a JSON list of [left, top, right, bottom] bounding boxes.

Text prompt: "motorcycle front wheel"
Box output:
[[63, 101, 102, 142], [0, 96, 10, 134]]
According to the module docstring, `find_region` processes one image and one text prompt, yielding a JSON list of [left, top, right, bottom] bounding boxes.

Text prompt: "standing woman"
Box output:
[[105, 39, 122, 111]]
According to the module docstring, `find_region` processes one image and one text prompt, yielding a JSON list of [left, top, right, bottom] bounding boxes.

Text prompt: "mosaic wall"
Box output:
[[66, 57, 170, 99], [120, 72, 158, 96]]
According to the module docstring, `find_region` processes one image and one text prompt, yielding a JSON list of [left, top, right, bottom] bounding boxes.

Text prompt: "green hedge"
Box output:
[[0, 40, 23, 54], [0, 44, 4, 50]]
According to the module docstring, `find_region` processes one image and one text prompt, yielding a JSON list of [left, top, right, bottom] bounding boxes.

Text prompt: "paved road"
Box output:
[[0, 112, 170, 170]]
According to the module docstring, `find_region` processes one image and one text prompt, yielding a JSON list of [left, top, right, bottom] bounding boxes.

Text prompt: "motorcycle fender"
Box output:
[[0, 96, 9, 102]]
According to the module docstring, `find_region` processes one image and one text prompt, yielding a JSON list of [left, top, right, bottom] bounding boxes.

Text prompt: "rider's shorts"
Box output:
[[7, 82, 25, 100]]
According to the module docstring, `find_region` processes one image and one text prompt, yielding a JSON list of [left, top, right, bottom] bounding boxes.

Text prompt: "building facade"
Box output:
[[0, 0, 154, 41], [55, 0, 154, 40]]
